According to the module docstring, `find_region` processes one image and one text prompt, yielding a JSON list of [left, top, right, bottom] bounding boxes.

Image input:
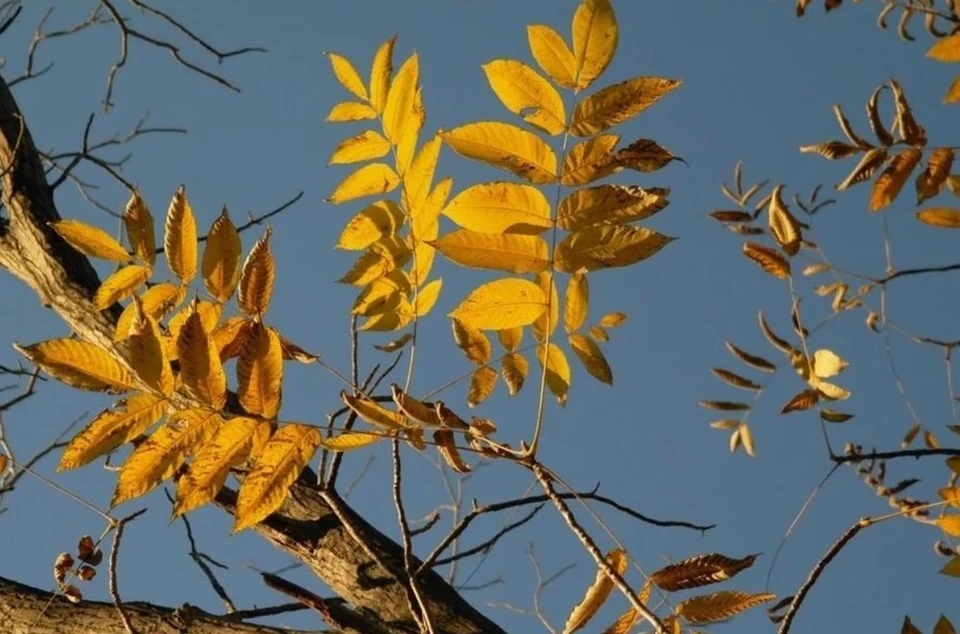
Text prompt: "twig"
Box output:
[[392, 439, 435, 633], [833, 447, 960, 463], [223, 602, 306, 622], [432, 504, 544, 568], [109, 508, 148, 633]]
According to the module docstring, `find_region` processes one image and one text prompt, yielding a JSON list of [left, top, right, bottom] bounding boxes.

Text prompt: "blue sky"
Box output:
[[0, 1, 958, 632]]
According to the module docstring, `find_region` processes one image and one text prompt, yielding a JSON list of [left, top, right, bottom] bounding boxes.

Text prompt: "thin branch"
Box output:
[[109, 508, 148, 634], [833, 447, 960, 463], [432, 504, 544, 568], [223, 602, 307, 623], [392, 439, 435, 633]]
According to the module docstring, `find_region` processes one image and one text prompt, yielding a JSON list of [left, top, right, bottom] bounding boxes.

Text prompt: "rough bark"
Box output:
[[0, 574, 328, 634], [0, 70, 508, 634]]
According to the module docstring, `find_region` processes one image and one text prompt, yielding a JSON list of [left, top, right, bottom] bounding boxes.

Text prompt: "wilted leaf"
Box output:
[[501, 352, 529, 396], [442, 122, 557, 184], [452, 319, 492, 364], [725, 342, 776, 373], [563, 548, 627, 634], [837, 148, 888, 191], [558, 185, 669, 230], [759, 311, 795, 354], [700, 400, 750, 411], [650, 553, 758, 592], [889, 79, 927, 147], [799, 141, 862, 160], [743, 242, 790, 279], [821, 409, 854, 423], [570, 77, 681, 136], [781, 389, 819, 414], [375, 333, 413, 353], [767, 186, 802, 256], [616, 139, 681, 173], [916, 149, 954, 204], [675, 590, 775, 624], [434, 429, 471, 473], [712, 368, 760, 391], [341, 391, 408, 431], [369, 35, 395, 113], [870, 149, 922, 211]]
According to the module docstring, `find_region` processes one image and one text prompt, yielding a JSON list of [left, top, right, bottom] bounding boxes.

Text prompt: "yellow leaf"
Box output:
[[339, 237, 410, 287], [123, 192, 156, 265], [937, 515, 960, 537], [383, 53, 420, 146], [571, 77, 681, 137], [563, 548, 627, 634], [934, 616, 957, 634], [176, 304, 227, 409], [353, 271, 409, 316], [813, 349, 848, 378], [410, 178, 452, 285], [327, 162, 401, 204], [337, 200, 404, 251], [498, 326, 524, 352], [405, 135, 443, 215], [572, 0, 618, 90], [564, 270, 589, 333], [538, 342, 571, 405], [58, 393, 167, 471], [916, 149, 954, 204], [767, 185, 802, 256], [164, 186, 198, 285], [675, 590, 775, 625], [413, 278, 442, 317], [326, 101, 377, 122], [482, 59, 566, 135], [532, 271, 559, 343], [430, 229, 550, 274], [328, 130, 391, 166], [742, 242, 791, 279], [326, 52, 368, 100], [375, 333, 414, 353], [917, 208, 960, 228], [555, 226, 674, 272], [390, 385, 442, 426], [941, 556, 960, 578], [816, 380, 850, 400], [558, 185, 668, 230], [452, 318, 492, 364], [940, 487, 960, 509], [527, 24, 577, 90], [202, 208, 242, 302], [442, 122, 557, 184], [871, 149, 923, 211], [174, 416, 272, 517], [359, 300, 415, 332], [369, 35, 396, 113], [16, 338, 135, 393], [449, 277, 547, 330], [599, 312, 627, 327], [569, 334, 612, 385], [928, 33, 960, 62], [238, 228, 276, 317], [742, 424, 757, 456], [112, 408, 221, 506], [443, 181, 552, 235], [126, 298, 173, 396], [168, 300, 222, 349], [213, 316, 252, 361], [115, 283, 185, 341], [945, 76, 960, 104], [434, 428, 471, 473], [837, 147, 888, 191], [589, 325, 609, 342], [501, 352, 529, 396], [468, 366, 498, 407], [341, 391, 409, 430], [237, 322, 283, 419], [94, 265, 151, 310], [320, 431, 385, 452], [562, 134, 621, 186], [49, 219, 130, 263], [233, 423, 322, 532]]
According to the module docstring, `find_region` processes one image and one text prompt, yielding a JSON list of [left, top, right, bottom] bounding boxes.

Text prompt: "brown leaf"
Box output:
[[709, 210, 753, 223], [781, 389, 819, 414], [889, 79, 927, 147], [837, 147, 888, 191], [615, 138, 682, 173], [725, 341, 776, 372], [799, 141, 862, 160], [767, 186, 802, 255], [866, 86, 894, 147], [870, 149, 922, 211], [916, 149, 955, 204], [651, 553, 758, 592], [742, 242, 790, 279], [699, 400, 750, 411], [711, 368, 760, 391]]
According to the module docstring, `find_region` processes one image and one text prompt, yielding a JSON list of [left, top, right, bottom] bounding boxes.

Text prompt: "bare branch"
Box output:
[[109, 508, 148, 633]]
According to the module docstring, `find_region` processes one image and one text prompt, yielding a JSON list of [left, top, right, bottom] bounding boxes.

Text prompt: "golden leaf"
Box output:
[[902, 423, 921, 448], [369, 35, 396, 113], [434, 429, 471, 473], [821, 409, 854, 423], [115, 283, 184, 342], [410, 178, 452, 285], [527, 24, 577, 89], [940, 486, 960, 509], [123, 192, 156, 265], [562, 134, 620, 186], [725, 342, 776, 372], [650, 553, 758, 592], [870, 149, 923, 211], [930, 33, 960, 61], [837, 147, 888, 191], [339, 237, 410, 287], [675, 590, 775, 624], [353, 272, 408, 317], [58, 394, 167, 471], [889, 79, 927, 147], [936, 515, 960, 537], [49, 219, 130, 263], [710, 419, 740, 430], [202, 208, 242, 302], [112, 408, 221, 506], [599, 581, 652, 634], [569, 333, 612, 385], [452, 319, 492, 364], [468, 366, 498, 407], [341, 391, 409, 431], [555, 225, 674, 273], [740, 423, 756, 457], [711, 368, 760, 391], [164, 185, 198, 284], [803, 263, 831, 276], [326, 52, 368, 100], [483, 59, 566, 135], [558, 185, 668, 231], [949, 456, 960, 474], [832, 104, 872, 150], [781, 389, 819, 414], [945, 76, 960, 104], [238, 228, 276, 317], [538, 342, 571, 405], [699, 400, 750, 411], [616, 139, 680, 173], [168, 300, 222, 348], [759, 311, 795, 354], [94, 264, 151, 310], [405, 135, 443, 216], [326, 101, 377, 122], [571, 0, 618, 90], [210, 314, 251, 357], [391, 385, 442, 426], [799, 141, 862, 160], [430, 229, 550, 274], [126, 298, 173, 396], [532, 271, 559, 343], [866, 86, 894, 147], [917, 208, 960, 228], [941, 556, 960, 578], [449, 277, 546, 330], [237, 322, 283, 419], [320, 431, 385, 452], [729, 428, 742, 454], [337, 200, 404, 251], [328, 130, 391, 166], [360, 299, 415, 332], [15, 339, 135, 393], [327, 163, 401, 204], [767, 185, 802, 256], [563, 548, 627, 634], [742, 242, 790, 279], [276, 330, 319, 364], [501, 352, 529, 396], [812, 349, 848, 378], [176, 304, 227, 409], [233, 424, 322, 532], [442, 122, 557, 184], [933, 615, 956, 634], [571, 77, 681, 137], [599, 312, 627, 328], [413, 278, 443, 317], [564, 271, 589, 333], [498, 326, 524, 352], [443, 181, 552, 235], [382, 53, 420, 146], [174, 416, 272, 517], [590, 326, 609, 342], [916, 149, 955, 204]]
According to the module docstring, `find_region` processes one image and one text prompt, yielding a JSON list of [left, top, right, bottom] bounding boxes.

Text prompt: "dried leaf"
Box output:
[[563, 548, 627, 634], [501, 352, 529, 396], [781, 389, 819, 414], [870, 149, 922, 211], [555, 225, 674, 272], [767, 186, 802, 256], [374, 333, 413, 353], [571, 77, 681, 137], [650, 553, 758, 592], [742, 242, 790, 279], [558, 185, 668, 230], [712, 368, 760, 391], [916, 149, 955, 204], [675, 590, 775, 624], [866, 86, 894, 147], [565, 271, 589, 333], [837, 147, 888, 191], [434, 429, 471, 473], [917, 208, 960, 228], [799, 141, 862, 160], [889, 79, 927, 147], [710, 210, 754, 223], [616, 138, 681, 173], [452, 319, 492, 364], [725, 342, 776, 373], [700, 400, 750, 411], [759, 312, 795, 354], [821, 409, 854, 423], [341, 391, 408, 431], [902, 423, 921, 448]]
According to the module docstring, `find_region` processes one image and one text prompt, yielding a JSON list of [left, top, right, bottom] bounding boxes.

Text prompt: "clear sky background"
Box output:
[[0, 1, 958, 632]]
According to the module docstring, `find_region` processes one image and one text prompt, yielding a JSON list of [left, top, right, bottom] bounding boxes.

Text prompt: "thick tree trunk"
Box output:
[[0, 71, 507, 634]]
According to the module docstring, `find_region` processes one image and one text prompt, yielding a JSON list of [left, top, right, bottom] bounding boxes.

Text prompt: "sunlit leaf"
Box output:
[[870, 149, 922, 211], [558, 185, 668, 230], [15, 339, 135, 394], [449, 278, 546, 330], [326, 52, 368, 100], [501, 352, 529, 396], [675, 590, 775, 624], [917, 208, 960, 228], [49, 220, 130, 263], [123, 192, 156, 266], [94, 265, 151, 310], [164, 185, 198, 284], [561, 134, 620, 186], [237, 322, 283, 419], [443, 181, 552, 235], [554, 225, 674, 272], [563, 548, 627, 634], [327, 163, 401, 204], [202, 208, 242, 302], [565, 271, 589, 333], [468, 366, 498, 407], [443, 122, 557, 184], [483, 59, 566, 135], [527, 24, 577, 89], [570, 77, 681, 136], [328, 130, 391, 165], [430, 229, 550, 274], [742, 242, 790, 279], [369, 35, 396, 113], [327, 101, 378, 122], [452, 318, 492, 365], [569, 334, 612, 385], [538, 342, 571, 405], [238, 228, 276, 317]]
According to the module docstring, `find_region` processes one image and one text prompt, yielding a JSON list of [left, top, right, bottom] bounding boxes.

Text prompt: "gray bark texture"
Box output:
[[0, 70, 508, 634]]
